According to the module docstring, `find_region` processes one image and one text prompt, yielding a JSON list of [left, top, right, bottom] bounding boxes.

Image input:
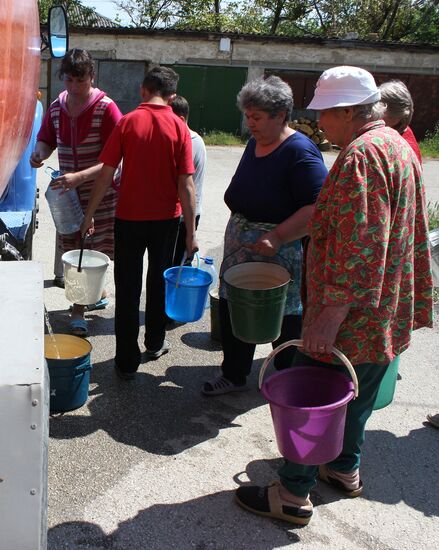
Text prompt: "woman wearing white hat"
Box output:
[[235, 66, 433, 525]]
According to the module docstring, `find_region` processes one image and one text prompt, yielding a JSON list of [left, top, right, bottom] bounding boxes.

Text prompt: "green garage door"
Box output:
[[172, 65, 247, 135]]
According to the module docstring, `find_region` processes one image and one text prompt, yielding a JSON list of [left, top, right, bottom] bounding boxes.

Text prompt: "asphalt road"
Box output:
[[36, 147, 439, 550]]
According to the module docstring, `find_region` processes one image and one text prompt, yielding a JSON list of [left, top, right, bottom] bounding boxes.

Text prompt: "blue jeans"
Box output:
[[114, 217, 179, 372], [278, 350, 388, 497]]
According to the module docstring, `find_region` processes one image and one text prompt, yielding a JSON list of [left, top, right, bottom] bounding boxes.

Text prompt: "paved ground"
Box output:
[[36, 147, 439, 550]]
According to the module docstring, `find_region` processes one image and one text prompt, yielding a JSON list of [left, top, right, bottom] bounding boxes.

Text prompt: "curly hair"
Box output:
[[237, 76, 293, 122]]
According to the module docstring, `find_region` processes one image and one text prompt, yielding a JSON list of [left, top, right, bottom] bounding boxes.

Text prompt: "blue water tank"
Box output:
[[1, 100, 43, 211]]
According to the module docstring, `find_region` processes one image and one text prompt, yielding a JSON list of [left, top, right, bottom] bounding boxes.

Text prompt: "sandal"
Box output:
[[202, 376, 248, 396], [69, 298, 109, 312], [235, 481, 313, 526], [427, 413, 439, 429], [318, 465, 363, 497], [69, 318, 88, 337]]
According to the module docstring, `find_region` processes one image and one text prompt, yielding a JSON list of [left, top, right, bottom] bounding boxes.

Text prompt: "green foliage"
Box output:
[[420, 125, 439, 158], [113, 0, 176, 28], [202, 131, 246, 146], [427, 201, 439, 231], [50, 0, 439, 43], [37, 0, 97, 25]]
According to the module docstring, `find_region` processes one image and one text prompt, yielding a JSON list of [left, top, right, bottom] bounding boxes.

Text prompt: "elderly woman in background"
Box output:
[[235, 66, 433, 525], [378, 79, 422, 162], [31, 48, 122, 337], [202, 76, 327, 396]]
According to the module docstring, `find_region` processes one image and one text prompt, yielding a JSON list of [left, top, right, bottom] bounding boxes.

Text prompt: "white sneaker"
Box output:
[[145, 339, 171, 359], [202, 375, 249, 396]]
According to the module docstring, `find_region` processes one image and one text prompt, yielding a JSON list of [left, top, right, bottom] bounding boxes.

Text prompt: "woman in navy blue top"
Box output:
[[202, 76, 328, 396]]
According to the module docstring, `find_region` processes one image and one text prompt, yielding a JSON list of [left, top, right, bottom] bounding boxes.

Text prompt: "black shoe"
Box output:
[[114, 364, 136, 380], [145, 339, 171, 359], [53, 276, 65, 289]]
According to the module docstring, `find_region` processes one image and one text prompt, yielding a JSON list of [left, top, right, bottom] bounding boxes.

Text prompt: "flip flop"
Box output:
[[69, 298, 109, 312], [69, 318, 88, 337], [85, 298, 109, 311]]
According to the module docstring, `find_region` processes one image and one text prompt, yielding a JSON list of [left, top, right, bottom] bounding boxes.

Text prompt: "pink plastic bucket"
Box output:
[[259, 340, 359, 465]]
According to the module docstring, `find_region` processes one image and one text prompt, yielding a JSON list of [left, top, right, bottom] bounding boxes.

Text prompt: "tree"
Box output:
[[60, 0, 439, 43], [38, 1, 98, 25], [112, 0, 179, 28], [308, 0, 439, 42], [250, 1, 312, 35]]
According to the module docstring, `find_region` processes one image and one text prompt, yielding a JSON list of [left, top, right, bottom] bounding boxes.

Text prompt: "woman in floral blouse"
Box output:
[[235, 66, 433, 526]]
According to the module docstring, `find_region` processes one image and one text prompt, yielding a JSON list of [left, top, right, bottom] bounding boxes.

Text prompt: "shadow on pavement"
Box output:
[[49, 358, 266, 456], [48, 489, 300, 550], [237, 422, 439, 519], [180, 330, 222, 351]]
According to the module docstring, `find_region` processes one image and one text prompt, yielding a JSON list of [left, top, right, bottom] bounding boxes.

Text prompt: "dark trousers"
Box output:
[[219, 297, 302, 385], [114, 217, 179, 372], [172, 215, 200, 266]]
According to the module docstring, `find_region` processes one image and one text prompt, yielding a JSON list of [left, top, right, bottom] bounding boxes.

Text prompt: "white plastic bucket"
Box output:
[[62, 249, 110, 305]]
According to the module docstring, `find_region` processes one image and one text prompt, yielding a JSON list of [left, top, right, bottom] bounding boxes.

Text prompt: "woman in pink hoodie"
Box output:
[[31, 48, 122, 335]]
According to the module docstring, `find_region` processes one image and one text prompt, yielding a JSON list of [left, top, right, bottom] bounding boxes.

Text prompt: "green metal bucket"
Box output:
[[373, 356, 400, 410], [224, 262, 290, 344]]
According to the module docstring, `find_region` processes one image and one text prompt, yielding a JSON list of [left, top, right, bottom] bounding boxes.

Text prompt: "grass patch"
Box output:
[[202, 131, 246, 146], [420, 125, 439, 158], [428, 201, 439, 231]]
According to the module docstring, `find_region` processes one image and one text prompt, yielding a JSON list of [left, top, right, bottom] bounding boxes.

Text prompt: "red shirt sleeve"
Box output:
[[100, 100, 123, 145], [178, 128, 195, 175], [36, 105, 57, 149], [99, 120, 123, 168]]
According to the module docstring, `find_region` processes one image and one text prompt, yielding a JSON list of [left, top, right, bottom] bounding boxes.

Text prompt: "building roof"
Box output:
[[66, 3, 120, 29]]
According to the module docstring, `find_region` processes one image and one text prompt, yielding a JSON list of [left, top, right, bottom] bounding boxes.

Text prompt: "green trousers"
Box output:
[[278, 350, 388, 498]]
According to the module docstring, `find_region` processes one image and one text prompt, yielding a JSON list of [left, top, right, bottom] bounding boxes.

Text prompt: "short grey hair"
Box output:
[[343, 102, 381, 122], [377, 80, 414, 133], [237, 76, 293, 122]]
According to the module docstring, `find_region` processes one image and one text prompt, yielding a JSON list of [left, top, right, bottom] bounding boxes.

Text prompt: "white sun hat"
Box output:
[[307, 66, 381, 110]]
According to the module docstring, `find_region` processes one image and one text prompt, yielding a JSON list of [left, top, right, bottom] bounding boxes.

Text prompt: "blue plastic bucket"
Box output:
[[164, 266, 212, 322], [44, 334, 92, 413]]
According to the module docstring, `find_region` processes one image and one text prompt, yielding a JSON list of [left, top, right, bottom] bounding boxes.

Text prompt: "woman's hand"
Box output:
[[301, 305, 350, 355], [51, 172, 82, 193], [30, 141, 54, 168], [80, 215, 95, 237], [246, 229, 282, 257], [30, 151, 44, 168]]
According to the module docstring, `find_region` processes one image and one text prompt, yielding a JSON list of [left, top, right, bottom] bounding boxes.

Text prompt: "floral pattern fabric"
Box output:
[[304, 120, 433, 365], [219, 213, 303, 315]]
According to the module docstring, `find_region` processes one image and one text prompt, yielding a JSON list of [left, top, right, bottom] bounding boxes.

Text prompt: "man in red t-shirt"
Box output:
[[81, 65, 197, 379]]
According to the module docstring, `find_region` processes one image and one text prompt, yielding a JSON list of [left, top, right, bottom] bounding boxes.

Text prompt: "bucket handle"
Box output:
[[258, 339, 359, 398], [175, 251, 200, 288]]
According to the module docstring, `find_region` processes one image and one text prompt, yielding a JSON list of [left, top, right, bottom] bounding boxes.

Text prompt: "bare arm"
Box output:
[[30, 141, 54, 168], [178, 174, 198, 257], [248, 204, 315, 256], [51, 163, 104, 192], [80, 165, 116, 236]]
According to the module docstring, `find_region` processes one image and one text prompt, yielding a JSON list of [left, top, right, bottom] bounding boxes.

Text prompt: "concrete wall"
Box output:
[[40, 29, 439, 136]]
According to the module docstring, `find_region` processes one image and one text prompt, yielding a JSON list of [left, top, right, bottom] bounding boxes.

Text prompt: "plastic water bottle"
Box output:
[[45, 169, 84, 235], [200, 256, 218, 308]]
